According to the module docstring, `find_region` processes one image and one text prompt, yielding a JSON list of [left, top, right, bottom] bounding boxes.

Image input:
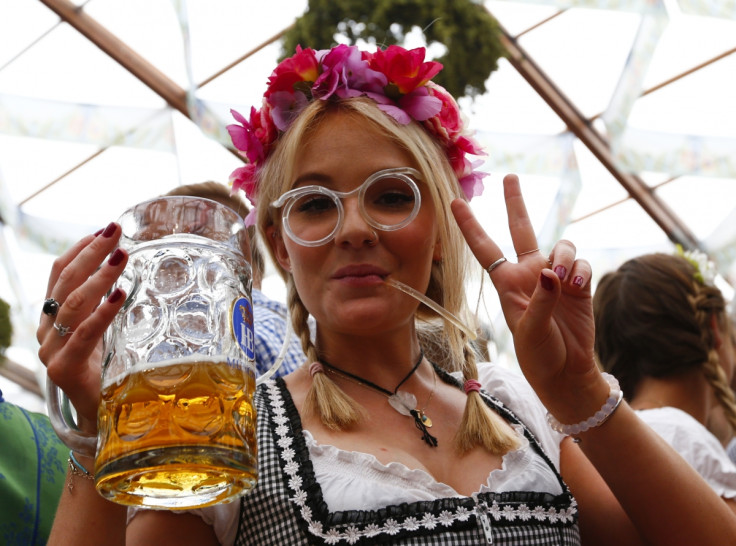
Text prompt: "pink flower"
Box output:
[[229, 163, 259, 202], [368, 46, 442, 95], [459, 167, 488, 201], [265, 46, 319, 98], [313, 45, 385, 100], [423, 83, 462, 140], [269, 90, 309, 131]]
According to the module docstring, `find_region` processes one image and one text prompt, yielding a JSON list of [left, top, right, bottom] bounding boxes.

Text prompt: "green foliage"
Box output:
[[0, 297, 11, 353], [282, 0, 505, 98]]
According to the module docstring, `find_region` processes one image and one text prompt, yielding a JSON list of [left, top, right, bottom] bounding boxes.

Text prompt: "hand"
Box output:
[[36, 223, 128, 426], [452, 174, 605, 422]]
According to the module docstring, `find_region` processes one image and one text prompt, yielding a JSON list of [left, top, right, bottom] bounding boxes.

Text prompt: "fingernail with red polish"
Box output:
[[573, 275, 584, 287], [108, 248, 125, 266], [540, 272, 554, 291], [554, 265, 567, 280], [102, 222, 116, 238], [108, 288, 124, 304], [93, 228, 104, 237]]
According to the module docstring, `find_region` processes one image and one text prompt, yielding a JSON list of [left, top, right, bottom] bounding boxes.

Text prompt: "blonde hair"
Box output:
[[257, 98, 518, 454]]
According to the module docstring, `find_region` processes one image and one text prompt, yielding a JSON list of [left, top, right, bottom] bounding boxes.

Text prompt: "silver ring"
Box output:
[[42, 298, 60, 317], [516, 248, 539, 257], [486, 257, 507, 275], [53, 322, 74, 337]]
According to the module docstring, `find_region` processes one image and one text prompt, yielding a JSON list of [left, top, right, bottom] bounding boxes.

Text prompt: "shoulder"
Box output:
[[637, 407, 736, 497]]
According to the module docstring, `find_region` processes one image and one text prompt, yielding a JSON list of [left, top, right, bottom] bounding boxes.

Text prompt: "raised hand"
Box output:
[[451, 174, 603, 421], [36, 223, 128, 426]]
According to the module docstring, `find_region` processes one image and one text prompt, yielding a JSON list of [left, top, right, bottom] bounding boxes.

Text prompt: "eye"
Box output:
[[368, 176, 416, 210], [294, 194, 337, 215]]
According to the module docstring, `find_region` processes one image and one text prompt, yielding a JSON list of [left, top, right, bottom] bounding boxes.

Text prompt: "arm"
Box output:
[[48, 453, 128, 546], [452, 174, 736, 544]]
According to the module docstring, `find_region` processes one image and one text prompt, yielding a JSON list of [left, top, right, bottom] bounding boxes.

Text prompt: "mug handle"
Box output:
[[46, 378, 96, 457], [254, 318, 295, 385]]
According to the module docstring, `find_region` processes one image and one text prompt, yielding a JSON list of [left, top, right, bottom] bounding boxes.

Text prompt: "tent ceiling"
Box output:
[[1, 0, 735, 410]]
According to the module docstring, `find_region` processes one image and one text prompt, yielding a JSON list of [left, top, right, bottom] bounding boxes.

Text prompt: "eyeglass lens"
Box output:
[[285, 171, 419, 244]]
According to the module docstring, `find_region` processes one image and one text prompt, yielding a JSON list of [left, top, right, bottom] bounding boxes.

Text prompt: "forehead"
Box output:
[[292, 111, 417, 182]]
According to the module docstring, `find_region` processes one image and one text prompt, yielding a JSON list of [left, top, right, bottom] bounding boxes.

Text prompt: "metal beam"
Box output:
[[40, 0, 189, 116], [490, 14, 702, 250]]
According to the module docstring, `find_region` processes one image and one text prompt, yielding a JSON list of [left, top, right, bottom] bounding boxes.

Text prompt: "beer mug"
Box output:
[[48, 196, 260, 509]]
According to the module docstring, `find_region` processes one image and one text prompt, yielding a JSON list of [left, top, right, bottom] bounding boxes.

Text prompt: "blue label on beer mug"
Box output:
[[232, 297, 255, 360]]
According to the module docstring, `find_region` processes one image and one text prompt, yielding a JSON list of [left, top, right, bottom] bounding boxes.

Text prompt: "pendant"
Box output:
[[388, 391, 416, 416], [388, 391, 433, 428], [416, 410, 432, 428]]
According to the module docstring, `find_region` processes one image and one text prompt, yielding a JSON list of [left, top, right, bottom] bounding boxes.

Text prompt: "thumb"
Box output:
[[516, 269, 560, 345]]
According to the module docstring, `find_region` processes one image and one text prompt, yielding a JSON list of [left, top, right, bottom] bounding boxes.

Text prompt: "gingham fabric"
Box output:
[[252, 289, 306, 378], [235, 370, 580, 545]]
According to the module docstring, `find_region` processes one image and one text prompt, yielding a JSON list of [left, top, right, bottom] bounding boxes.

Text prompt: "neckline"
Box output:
[[255, 368, 577, 540]]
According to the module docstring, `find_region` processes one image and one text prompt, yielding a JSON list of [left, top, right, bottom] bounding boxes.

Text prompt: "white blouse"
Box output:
[[636, 406, 736, 499], [129, 363, 565, 545]]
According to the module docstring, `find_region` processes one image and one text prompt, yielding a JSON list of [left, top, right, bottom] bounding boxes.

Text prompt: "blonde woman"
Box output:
[[39, 44, 736, 544]]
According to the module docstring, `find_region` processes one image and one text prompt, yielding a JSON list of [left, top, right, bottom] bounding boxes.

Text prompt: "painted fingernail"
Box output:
[[108, 288, 124, 304], [540, 272, 554, 291], [102, 222, 116, 238], [93, 228, 104, 237], [554, 265, 567, 280], [108, 248, 125, 266], [573, 275, 584, 287]]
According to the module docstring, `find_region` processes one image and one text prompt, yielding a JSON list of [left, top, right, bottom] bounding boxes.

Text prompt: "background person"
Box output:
[[593, 251, 736, 510]]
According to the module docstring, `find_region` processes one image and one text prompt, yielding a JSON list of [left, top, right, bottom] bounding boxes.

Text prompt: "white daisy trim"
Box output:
[[266, 381, 577, 544]]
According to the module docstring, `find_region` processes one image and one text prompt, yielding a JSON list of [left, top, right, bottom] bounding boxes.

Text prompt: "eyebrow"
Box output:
[[290, 172, 333, 190]]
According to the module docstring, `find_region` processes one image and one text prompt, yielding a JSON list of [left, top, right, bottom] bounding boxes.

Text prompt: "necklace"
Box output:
[[320, 351, 439, 447]]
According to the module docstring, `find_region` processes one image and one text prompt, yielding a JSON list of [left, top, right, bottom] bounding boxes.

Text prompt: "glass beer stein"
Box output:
[[48, 196, 260, 509]]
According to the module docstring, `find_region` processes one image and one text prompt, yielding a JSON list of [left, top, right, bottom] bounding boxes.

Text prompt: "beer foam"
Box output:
[[102, 354, 249, 389]]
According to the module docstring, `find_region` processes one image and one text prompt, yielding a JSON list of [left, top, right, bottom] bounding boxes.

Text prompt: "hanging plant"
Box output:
[[0, 297, 11, 355], [282, 0, 505, 99]]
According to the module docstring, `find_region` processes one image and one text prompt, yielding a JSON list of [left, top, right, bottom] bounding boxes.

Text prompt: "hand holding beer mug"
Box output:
[[48, 196, 260, 509]]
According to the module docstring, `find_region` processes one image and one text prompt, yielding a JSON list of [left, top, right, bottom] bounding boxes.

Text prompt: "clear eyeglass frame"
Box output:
[[270, 167, 423, 247]]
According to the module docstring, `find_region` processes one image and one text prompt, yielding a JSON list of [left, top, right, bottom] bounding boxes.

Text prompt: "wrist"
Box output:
[[67, 450, 96, 492], [547, 373, 623, 442]]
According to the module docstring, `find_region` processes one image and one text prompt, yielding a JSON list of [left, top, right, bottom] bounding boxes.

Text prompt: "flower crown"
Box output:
[[226, 44, 487, 221], [675, 244, 717, 286]]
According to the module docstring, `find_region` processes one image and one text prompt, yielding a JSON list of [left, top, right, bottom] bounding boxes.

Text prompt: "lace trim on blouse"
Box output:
[[263, 369, 577, 544]]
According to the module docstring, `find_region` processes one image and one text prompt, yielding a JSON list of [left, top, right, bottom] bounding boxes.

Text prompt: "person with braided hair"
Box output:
[[38, 44, 736, 544], [594, 252, 736, 512]]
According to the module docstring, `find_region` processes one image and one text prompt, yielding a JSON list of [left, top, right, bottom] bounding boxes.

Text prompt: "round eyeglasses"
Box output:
[[270, 167, 422, 247]]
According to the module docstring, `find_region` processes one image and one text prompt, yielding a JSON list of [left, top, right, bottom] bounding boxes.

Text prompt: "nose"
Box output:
[[333, 197, 376, 248]]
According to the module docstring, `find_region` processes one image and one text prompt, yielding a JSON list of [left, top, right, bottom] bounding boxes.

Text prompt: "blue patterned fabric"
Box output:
[[0, 390, 68, 545], [252, 289, 306, 378]]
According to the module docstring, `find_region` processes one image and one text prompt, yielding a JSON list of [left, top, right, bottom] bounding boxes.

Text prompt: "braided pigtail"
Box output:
[[702, 347, 736, 433], [692, 289, 736, 435], [454, 344, 520, 455], [288, 277, 363, 429]]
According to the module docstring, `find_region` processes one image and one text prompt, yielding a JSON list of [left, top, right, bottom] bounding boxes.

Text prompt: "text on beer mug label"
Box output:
[[232, 297, 255, 361]]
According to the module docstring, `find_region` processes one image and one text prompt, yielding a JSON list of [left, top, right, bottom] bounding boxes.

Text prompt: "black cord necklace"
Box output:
[[320, 350, 438, 447]]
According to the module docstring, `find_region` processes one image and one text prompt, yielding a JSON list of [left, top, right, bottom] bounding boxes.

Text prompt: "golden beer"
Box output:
[[95, 357, 257, 509]]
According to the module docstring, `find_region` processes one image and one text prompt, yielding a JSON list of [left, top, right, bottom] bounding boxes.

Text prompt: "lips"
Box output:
[[332, 264, 389, 280]]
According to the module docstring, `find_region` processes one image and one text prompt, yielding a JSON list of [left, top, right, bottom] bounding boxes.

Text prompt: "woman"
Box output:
[[594, 252, 736, 511], [38, 44, 736, 544]]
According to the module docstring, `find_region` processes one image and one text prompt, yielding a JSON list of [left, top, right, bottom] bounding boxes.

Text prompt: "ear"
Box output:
[[711, 313, 723, 349], [266, 225, 291, 272], [432, 236, 442, 263]]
